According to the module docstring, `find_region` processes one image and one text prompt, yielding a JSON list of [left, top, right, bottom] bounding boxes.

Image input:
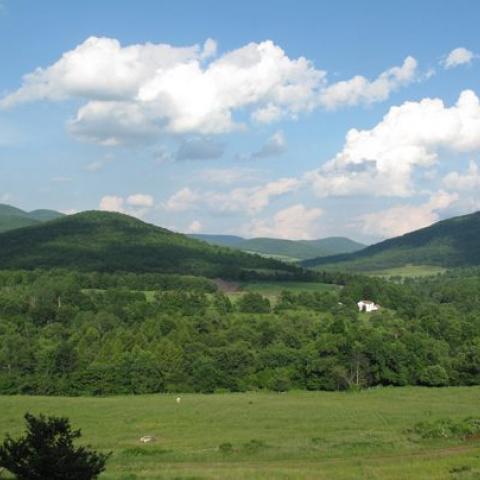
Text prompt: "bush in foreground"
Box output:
[[0, 413, 110, 479]]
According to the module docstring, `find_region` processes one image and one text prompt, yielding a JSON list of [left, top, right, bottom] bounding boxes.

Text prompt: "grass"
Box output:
[[223, 281, 339, 303], [243, 251, 300, 263], [367, 265, 447, 279], [240, 281, 338, 295], [1, 387, 480, 479], [83, 282, 337, 306]]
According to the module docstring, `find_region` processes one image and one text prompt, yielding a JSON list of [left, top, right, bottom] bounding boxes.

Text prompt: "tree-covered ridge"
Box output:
[[0, 268, 479, 395], [0, 211, 302, 279], [302, 211, 480, 271], [190, 234, 366, 260], [0, 204, 64, 233]]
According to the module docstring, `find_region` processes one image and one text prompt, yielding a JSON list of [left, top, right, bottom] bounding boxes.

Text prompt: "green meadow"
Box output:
[[1, 387, 480, 480], [367, 265, 447, 279], [240, 280, 338, 294]]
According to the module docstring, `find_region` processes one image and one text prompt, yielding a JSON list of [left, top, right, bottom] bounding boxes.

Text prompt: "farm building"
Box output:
[[357, 300, 379, 312]]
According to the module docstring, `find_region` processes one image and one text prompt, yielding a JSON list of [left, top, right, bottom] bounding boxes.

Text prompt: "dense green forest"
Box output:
[[0, 211, 301, 279], [0, 204, 64, 233], [303, 210, 480, 271], [0, 268, 479, 395], [190, 234, 365, 260]]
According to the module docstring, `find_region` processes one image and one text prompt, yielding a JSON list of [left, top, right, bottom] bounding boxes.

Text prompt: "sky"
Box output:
[[0, 0, 479, 243]]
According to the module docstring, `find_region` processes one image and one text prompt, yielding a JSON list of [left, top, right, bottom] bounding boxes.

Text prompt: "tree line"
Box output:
[[0, 269, 479, 395]]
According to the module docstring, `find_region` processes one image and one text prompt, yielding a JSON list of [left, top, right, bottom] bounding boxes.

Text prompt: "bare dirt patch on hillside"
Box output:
[[213, 278, 241, 293]]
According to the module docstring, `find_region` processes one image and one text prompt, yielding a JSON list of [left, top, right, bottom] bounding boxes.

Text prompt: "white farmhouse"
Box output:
[[357, 300, 379, 313]]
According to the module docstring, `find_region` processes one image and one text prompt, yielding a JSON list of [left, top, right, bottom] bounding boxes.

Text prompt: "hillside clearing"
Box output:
[[240, 280, 339, 295], [367, 265, 447, 278]]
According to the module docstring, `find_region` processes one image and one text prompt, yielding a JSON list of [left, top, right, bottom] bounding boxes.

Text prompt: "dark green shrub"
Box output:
[[0, 413, 110, 480]]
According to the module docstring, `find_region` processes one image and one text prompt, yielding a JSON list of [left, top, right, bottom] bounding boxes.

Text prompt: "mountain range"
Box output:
[[302, 211, 480, 271], [1, 203, 480, 275], [189, 234, 365, 261], [0, 210, 299, 278], [0, 204, 64, 232]]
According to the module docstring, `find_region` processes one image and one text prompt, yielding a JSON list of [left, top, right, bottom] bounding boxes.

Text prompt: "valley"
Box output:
[[1, 207, 480, 479]]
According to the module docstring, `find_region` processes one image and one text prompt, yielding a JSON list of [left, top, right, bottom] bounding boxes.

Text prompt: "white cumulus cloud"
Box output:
[[163, 187, 200, 212], [360, 191, 458, 238], [443, 161, 480, 191], [164, 177, 300, 215], [245, 204, 323, 240], [442, 47, 475, 69], [307, 90, 480, 198], [99, 195, 125, 213], [319, 56, 417, 109], [99, 193, 154, 215], [1, 37, 326, 144], [1, 36, 419, 145]]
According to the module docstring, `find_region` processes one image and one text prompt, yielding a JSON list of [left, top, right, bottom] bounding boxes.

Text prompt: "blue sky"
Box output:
[[0, 0, 479, 242]]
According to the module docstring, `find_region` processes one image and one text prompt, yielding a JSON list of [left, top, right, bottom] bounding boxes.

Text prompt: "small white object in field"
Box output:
[[176, 396, 181, 404], [139, 435, 154, 443]]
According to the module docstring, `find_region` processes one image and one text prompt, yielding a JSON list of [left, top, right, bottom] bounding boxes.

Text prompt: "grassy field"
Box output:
[[1, 388, 480, 479], [240, 281, 338, 295], [84, 281, 338, 304], [243, 251, 299, 263], [367, 265, 447, 279], [221, 281, 339, 303]]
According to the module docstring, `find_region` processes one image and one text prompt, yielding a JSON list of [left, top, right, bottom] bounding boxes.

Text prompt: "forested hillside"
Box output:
[[0, 204, 64, 233], [190, 234, 365, 260], [0, 268, 479, 395], [303, 211, 480, 271], [0, 211, 301, 279]]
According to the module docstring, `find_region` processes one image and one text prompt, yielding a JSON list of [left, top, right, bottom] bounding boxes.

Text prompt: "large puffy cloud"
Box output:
[[1, 37, 325, 143], [1, 36, 418, 145], [245, 204, 323, 240], [307, 90, 480, 198], [442, 47, 475, 69], [360, 191, 458, 238], [164, 177, 300, 215], [69, 100, 161, 145], [319, 56, 417, 109], [0, 37, 200, 106]]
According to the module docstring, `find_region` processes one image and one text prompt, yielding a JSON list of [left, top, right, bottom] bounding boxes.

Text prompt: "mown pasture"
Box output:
[[1, 387, 480, 479]]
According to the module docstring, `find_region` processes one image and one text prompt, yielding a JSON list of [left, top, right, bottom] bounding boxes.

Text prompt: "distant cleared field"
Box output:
[[83, 281, 337, 304], [243, 251, 299, 263], [367, 265, 447, 278], [240, 281, 338, 295], [1, 388, 480, 479]]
